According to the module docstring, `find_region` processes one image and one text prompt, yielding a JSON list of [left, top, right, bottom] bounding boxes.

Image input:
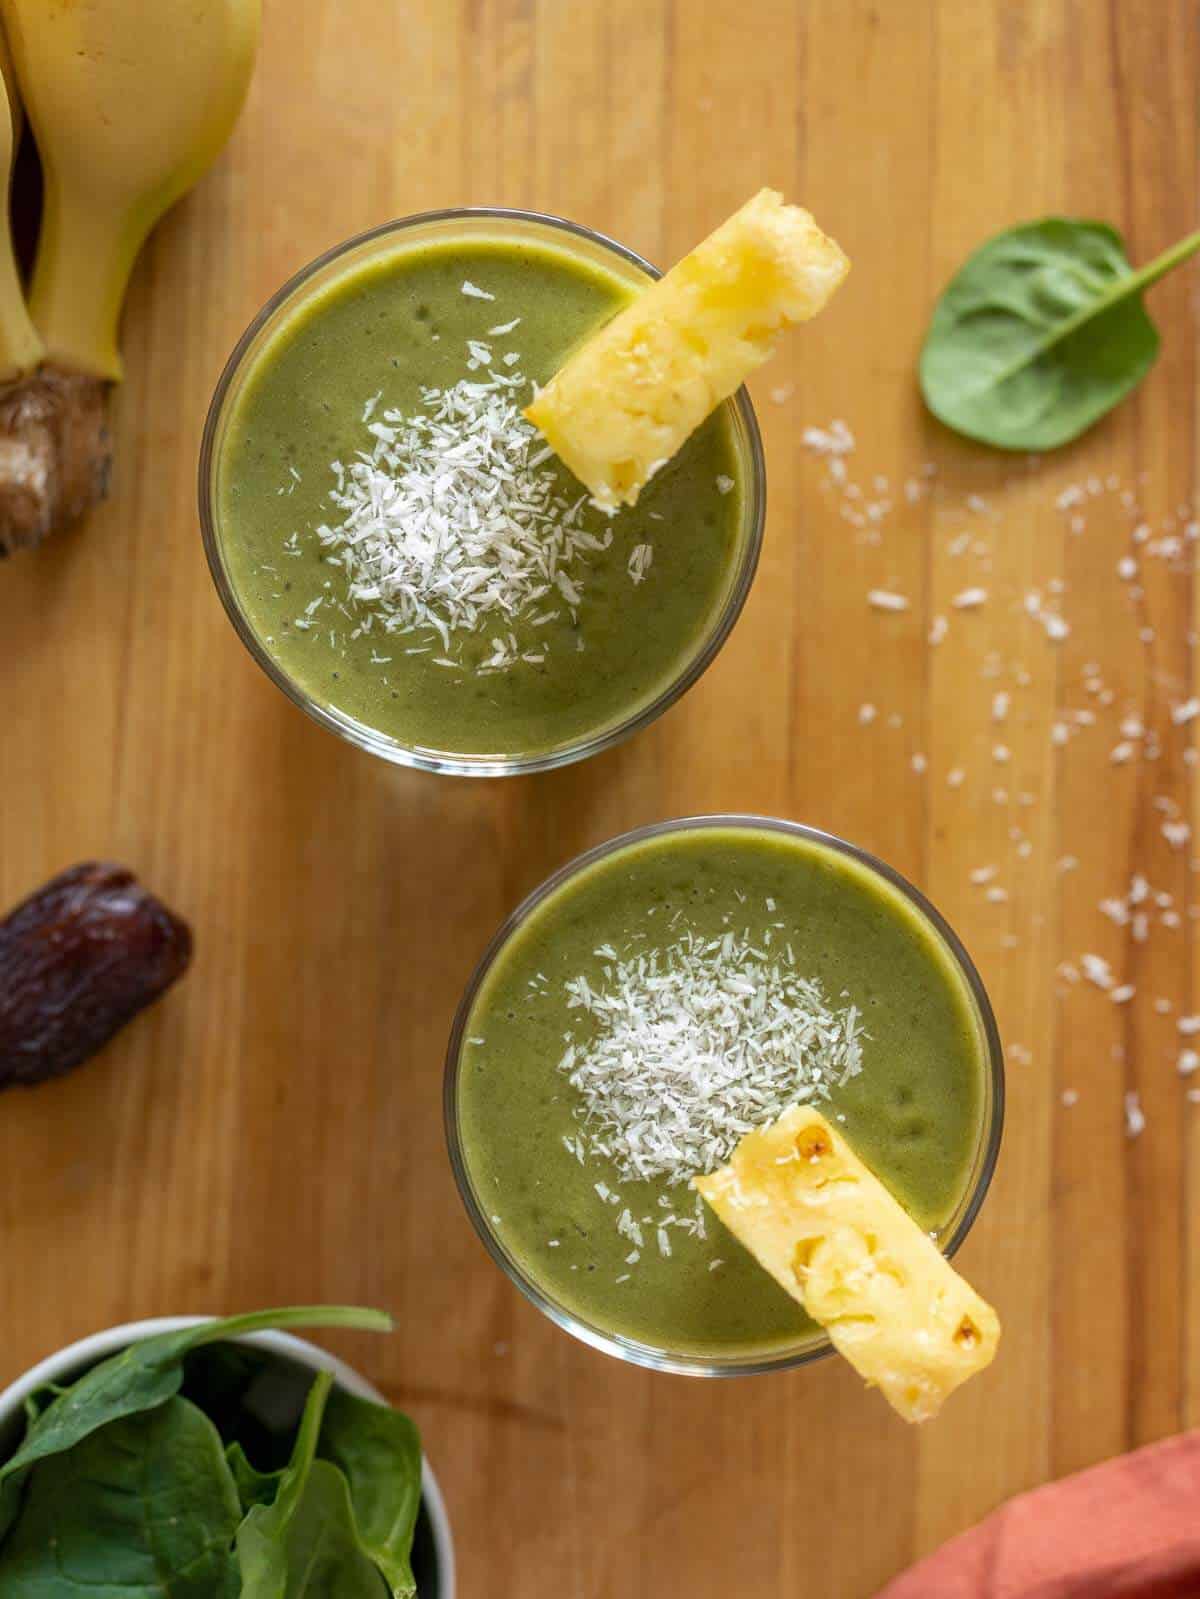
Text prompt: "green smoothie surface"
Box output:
[[214, 229, 750, 760], [455, 825, 991, 1361]]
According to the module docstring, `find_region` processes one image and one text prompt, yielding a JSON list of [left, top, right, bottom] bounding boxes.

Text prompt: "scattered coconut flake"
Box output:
[[928, 615, 948, 645], [461, 279, 495, 299], [1124, 1091, 1145, 1139], [952, 587, 988, 610], [716, 474, 735, 496], [868, 589, 910, 612], [801, 419, 854, 455], [627, 544, 653, 586], [858, 702, 877, 726], [1110, 985, 1136, 1005], [1061, 1089, 1079, 1107], [1080, 953, 1115, 991]]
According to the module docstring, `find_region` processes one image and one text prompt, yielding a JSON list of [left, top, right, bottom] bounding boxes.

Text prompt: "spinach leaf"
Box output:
[[320, 1388, 421, 1598], [0, 1396, 242, 1597], [241, 1460, 388, 1597], [0, 1306, 391, 1486], [237, 1372, 386, 1596], [0, 1469, 24, 1544], [920, 219, 1200, 449], [0, 1395, 45, 1541], [25, 1386, 65, 1422], [226, 1441, 284, 1512]]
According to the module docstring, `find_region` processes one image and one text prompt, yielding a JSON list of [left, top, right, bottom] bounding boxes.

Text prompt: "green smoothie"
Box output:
[[453, 824, 992, 1362], [212, 227, 751, 761]]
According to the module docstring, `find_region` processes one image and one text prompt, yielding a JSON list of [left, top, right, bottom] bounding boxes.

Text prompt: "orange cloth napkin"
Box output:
[[878, 1431, 1200, 1597]]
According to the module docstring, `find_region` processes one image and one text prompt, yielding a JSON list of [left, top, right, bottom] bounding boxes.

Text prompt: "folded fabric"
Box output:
[[878, 1430, 1200, 1597]]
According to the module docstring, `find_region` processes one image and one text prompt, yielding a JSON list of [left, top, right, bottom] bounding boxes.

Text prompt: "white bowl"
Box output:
[[0, 1317, 455, 1599]]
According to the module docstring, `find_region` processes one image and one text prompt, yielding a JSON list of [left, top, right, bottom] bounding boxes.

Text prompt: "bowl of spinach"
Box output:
[[0, 1306, 455, 1597]]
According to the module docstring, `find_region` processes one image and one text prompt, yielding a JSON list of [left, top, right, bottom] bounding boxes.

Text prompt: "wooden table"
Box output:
[[2, 1, 1197, 1592]]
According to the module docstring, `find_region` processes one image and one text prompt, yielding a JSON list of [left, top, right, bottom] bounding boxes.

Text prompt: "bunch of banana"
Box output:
[[0, 0, 260, 556]]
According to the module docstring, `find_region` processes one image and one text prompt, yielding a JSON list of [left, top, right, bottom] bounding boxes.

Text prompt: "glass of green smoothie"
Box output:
[[199, 210, 765, 775], [445, 816, 1004, 1377]]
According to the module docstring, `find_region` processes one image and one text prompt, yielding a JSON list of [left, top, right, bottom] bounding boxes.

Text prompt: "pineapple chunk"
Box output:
[[525, 189, 849, 510], [694, 1107, 999, 1421]]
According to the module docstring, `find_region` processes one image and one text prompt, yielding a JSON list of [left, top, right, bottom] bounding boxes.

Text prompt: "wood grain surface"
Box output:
[[1, 2, 1198, 1594]]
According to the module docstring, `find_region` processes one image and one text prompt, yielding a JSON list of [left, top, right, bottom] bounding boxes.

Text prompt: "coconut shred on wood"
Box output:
[[763, 408, 1200, 1135], [303, 339, 639, 672]]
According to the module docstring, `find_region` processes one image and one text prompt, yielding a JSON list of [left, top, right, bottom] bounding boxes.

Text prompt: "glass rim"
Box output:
[[444, 813, 1006, 1378], [198, 206, 767, 778]]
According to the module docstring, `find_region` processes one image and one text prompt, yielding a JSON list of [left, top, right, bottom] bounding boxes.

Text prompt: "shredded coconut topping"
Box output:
[[311, 344, 626, 671], [557, 925, 866, 1187]]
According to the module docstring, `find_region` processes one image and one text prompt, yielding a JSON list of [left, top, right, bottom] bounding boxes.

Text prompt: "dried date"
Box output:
[[0, 862, 192, 1089]]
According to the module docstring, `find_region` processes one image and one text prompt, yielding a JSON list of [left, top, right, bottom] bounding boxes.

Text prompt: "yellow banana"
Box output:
[[0, 19, 42, 382], [0, 12, 21, 141], [0, 0, 260, 381]]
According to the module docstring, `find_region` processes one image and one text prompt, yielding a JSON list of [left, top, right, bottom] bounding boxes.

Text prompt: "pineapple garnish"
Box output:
[[524, 189, 848, 510], [694, 1106, 999, 1421]]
